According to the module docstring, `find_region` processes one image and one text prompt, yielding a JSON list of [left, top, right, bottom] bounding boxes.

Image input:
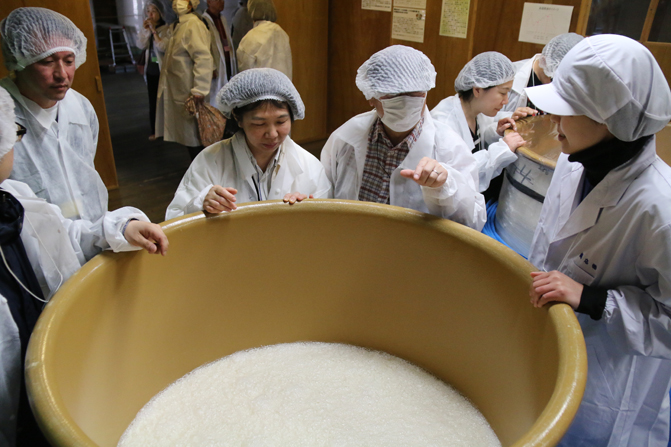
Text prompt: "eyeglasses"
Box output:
[[16, 123, 26, 143]]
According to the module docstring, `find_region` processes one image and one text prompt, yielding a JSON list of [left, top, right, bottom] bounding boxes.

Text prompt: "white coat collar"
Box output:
[[555, 138, 657, 240], [230, 131, 303, 195], [511, 55, 539, 97], [0, 77, 88, 130]]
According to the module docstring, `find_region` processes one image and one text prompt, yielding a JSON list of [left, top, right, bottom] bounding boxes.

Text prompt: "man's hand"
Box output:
[[512, 107, 538, 121], [529, 270, 584, 309], [204, 186, 238, 213], [124, 221, 169, 256], [283, 192, 314, 204], [400, 157, 447, 188]]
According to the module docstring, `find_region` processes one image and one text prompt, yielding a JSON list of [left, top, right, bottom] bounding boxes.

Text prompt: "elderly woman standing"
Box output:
[[137, 0, 169, 141], [155, 0, 213, 159], [236, 0, 291, 79], [166, 68, 330, 219]]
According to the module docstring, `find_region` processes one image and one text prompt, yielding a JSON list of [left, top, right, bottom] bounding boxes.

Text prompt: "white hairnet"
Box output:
[[525, 34, 671, 142], [0, 87, 16, 161], [248, 0, 277, 22], [216, 68, 305, 120], [356, 45, 436, 100], [454, 52, 514, 92], [539, 33, 584, 78], [0, 7, 87, 72]]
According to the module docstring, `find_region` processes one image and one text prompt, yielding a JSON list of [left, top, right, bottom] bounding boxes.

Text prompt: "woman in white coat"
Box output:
[[527, 35, 671, 447], [0, 87, 168, 447], [236, 0, 292, 79], [166, 68, 330, 219], [503, 33, 584, 113], [321, 45, 485, 231], [155, 0, 214, 159], [431, 52, 527, 201]]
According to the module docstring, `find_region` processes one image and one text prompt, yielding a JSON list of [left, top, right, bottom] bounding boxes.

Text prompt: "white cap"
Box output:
[[538, 33, 584, 78], [0, 7, 87, 72], [454, 51, 515, 92], [216, 68, 305, 120], [0, 87, 16, 160], [525, 34, 671, 142], [356, 45, 436, 100]]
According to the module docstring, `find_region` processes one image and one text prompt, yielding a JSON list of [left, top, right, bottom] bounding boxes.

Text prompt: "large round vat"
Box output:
[[496, 115, 562, 257], [26, 200, 586, 446]]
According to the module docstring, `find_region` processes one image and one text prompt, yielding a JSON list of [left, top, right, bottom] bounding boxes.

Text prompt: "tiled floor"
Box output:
[[103, 70, 326, 223]]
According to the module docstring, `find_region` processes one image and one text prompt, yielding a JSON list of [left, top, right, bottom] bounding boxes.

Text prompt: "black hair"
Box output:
[[457, 86, 494, 102], [229, 99, 294, 133]]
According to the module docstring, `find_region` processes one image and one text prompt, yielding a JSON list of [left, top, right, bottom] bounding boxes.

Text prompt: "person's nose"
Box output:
[[53, 61, 66, 81], [502, 93, 509, 106], [266, 125, 279, 140]]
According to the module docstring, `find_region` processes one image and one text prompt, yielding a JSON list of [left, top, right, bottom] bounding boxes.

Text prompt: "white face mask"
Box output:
[[173, 0, 190, 16], [379, 95, 426, 132]]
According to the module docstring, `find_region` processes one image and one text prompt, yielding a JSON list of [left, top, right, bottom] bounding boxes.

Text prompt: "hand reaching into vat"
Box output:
[[529, 271, 583, 309], [511, 107, 538, 122], [497, 107, 538, 136], [204, 186, 238, 213], [400, 157, 447, 188], [503, 131, 527, 153], [124, 221, 169, 256], [283, 192, 314, 204]]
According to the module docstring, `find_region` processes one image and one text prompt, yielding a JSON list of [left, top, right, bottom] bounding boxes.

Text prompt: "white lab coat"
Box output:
[[0, 179, 148, 447], [0, 78, 108, 223], [502, 54, 540, 113], [321, 109, 486, 231], [529, 138, 671, 446], [156, 13, 214, 147], [236, 21, 292, 80], [203, 11, 238, 107], [431, 95, 517, 193], [166, 132, 332, 219], [137, 23, 170, 78]]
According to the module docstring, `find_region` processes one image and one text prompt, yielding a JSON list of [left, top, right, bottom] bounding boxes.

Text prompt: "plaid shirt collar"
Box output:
[[370, 116, 424, 152]]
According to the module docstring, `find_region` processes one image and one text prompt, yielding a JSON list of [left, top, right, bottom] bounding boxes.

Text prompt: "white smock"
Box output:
[[0, 179, 149, 447], [0, 78, 108, 223], [431, 95, 517, 193], [155, 13, 213, 147], [166, 132, 331, 219], [321, 108, 485, 231], [529, 139, 671, 447], [137, 23, 170, 78], [236, 21, 292, 80], [502, 54, 540, 113], [203, 11, 238, 107]]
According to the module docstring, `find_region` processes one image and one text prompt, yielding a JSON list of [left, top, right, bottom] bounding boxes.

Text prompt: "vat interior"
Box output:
[[42, 203, 559, 447]]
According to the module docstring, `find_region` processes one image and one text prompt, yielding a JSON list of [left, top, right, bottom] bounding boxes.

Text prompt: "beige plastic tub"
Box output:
[[26, 200, 586, 446]]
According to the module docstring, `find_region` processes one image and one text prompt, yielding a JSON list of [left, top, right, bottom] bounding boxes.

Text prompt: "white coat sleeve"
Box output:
[[166, 152, 220, 220], [59, 206, 150, 261], [421, 140, 486, 231], [602, 222, 671, 359], [311, 163, 333, 199], [137, 27, 151, 50], [473, 140, 517, 192], [154, 25, 171, 54], [186, 21, 214, 97], [0, 294, 20, 447]]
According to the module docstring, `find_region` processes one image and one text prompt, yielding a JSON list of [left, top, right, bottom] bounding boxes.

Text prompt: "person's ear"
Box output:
[[473, 87, 482, 99]]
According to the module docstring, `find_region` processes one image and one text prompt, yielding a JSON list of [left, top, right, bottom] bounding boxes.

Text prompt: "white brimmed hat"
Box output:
[[525, 34, 671, 141]]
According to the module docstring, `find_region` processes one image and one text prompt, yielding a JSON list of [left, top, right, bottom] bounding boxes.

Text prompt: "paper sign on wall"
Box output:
[[363, 0, 392, 12], [395, 0, 427, 8], [518, 3, 573, 45], [391, 8, 426, 43], [439, 0, 470, 38]]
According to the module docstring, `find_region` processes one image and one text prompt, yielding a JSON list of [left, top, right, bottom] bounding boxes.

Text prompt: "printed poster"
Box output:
[[394, 0, 427, 8], [518, 3, 574, 45], [362, 0, 392, 12], [439, 0, 470, 38], [391, 7, 426, 43]]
